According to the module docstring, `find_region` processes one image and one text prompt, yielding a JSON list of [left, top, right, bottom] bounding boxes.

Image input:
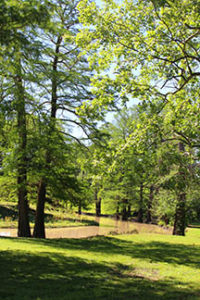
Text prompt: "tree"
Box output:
[[0, 0, 49, 237], [78, 0, 200, 97], [33, 0, 100, 238], [77, 0, 200, 235]]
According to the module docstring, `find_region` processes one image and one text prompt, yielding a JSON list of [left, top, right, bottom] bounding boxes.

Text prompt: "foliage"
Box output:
[[0, 0, 199, 236]]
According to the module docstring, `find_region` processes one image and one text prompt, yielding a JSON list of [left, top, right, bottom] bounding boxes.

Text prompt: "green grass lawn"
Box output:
[[0, 228, 200, 300]]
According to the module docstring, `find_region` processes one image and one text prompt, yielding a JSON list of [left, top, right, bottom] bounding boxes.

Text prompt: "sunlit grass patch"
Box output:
[[0, 228, 200, 299], [0, 202, 98, 229]]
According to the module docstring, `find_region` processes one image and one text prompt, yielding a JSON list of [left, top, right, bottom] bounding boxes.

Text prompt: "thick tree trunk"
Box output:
[[34, 157, 49, 238], [17, 173, 31, 237], [173, 192, 186, 235], [146, 185, 154, 223], [33, 179, 46, 238], [137, 183, 144, 223], [173, 142, 187, 236], [33, 36, 62, 238], [15, 69, 31, 237]]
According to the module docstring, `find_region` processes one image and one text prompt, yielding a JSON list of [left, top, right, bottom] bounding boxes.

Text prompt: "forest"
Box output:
[[1, 1, 200, 299], [0, 0, 200, 241]]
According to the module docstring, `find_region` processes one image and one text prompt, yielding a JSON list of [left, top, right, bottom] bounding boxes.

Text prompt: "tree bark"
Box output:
[[146, 185, 154, 223], [15, 64, 31, 237], [173, 192, 186, 235], [33, 179, 46, 238], [137, 182, 144, 223], [96, 197, 101, 217], [95, 188, 101, 217]]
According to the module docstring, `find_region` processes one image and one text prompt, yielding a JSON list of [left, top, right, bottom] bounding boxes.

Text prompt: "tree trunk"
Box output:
[[96, 197, 101, 217], [33, 154, 49, 238], [95, 188, 101, 217], [116, 202, 120, 220], [96, 199, 101, 217], [78, 201, 82, 215], [33, 36, 62, 238], [17, 173, 31, 237], [121, 199, 128, 221], [173, 142, 187, 236], [121, 207, 128, 221], [15, 64, 31, 237], [173, 192, 186, 235], [33, 179, 46, 238], [146, 185, 154, 223], [137, 183, 144, 223], [127, 204, 131, 218]]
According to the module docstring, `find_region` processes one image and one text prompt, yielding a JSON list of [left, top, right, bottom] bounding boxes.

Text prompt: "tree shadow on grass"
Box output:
[[0, 205, 41, 223], [13, 236, 200, 269], [0, 205, 18, 220], [0, 205, 98, 226], [0, 249, 199, 300]]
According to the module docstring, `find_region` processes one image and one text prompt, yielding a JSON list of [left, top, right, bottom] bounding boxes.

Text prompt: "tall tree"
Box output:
[[0, 0, 49, 237], [33, 0, 98, 238], [13, 52, 31, 237]]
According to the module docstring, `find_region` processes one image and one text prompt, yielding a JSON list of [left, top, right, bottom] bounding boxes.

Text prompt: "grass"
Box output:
[[0, 203, 98, 229], [0, 202, 171, 234], [0, 228, 200, 299]]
